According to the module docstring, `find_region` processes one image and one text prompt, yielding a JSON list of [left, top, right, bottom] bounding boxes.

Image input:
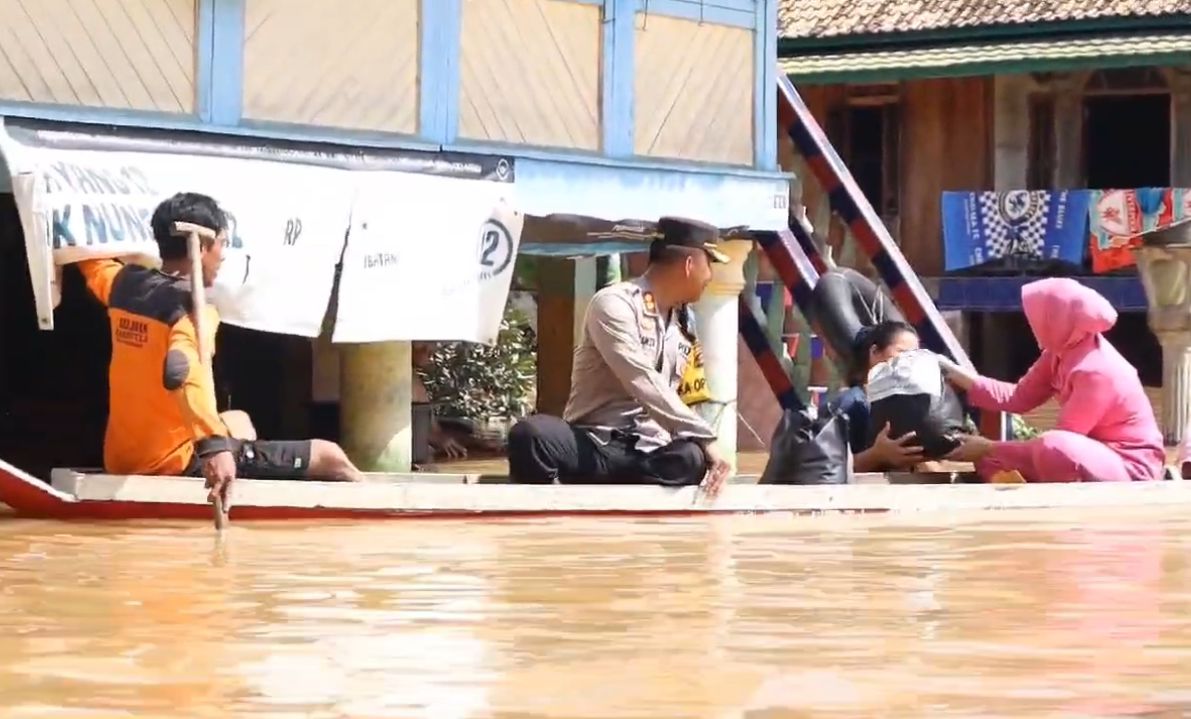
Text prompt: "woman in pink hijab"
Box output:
[[943, 278, 1164, 482]]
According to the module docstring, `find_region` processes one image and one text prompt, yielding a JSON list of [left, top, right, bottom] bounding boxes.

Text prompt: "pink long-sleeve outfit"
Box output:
[[967, 278, 1164, 483]]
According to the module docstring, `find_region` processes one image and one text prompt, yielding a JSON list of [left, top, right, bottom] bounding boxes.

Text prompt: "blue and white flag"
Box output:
[[942, 190, 1090, 272]]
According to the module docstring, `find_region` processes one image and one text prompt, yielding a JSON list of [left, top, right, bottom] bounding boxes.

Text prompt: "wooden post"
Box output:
[[993, 74, 1033, 190], [535, 257, 597, 416], [1171, 68, 1191, 187], [171, 221, 227, 530], [1051, 74, 1084, 188]]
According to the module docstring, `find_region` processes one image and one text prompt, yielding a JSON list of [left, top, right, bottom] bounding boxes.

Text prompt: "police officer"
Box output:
[[507, 216, 732, 493]]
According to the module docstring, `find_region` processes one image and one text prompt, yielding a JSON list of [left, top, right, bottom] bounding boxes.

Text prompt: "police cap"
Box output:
[[650, 216, 730, 264]]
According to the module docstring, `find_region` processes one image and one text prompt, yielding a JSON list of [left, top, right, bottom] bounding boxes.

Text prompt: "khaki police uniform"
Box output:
[[564, 278, 716, 449], [508, 278, 715, 486]]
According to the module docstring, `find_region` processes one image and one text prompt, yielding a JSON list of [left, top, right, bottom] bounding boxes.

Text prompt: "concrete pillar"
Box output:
[[1162, 336, 1191, 445], [339, 341, 412, 472], [535, 257, 598, 416], [1143, 69, 1191, 445], [1136, 244, 1191, 445], [692, 239, 754, 470]]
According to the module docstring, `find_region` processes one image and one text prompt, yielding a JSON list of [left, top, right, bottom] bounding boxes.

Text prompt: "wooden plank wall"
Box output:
[[900, 77, 993, 276], [242, 0, 420, 133], [783, 78, 993, 276], [0, 0, 196, 113], [459, 0, 601, 150], [634, 13, 755, 165]]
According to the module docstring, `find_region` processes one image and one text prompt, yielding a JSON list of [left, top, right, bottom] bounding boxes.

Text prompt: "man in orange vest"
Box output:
[[77, 192, 361, 502]]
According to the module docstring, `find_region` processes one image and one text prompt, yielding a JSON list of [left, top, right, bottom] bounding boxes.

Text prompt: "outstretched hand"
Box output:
[[202, 450, 236, 505], [945, 434, 995, 463], [935, 353, 977, 391], [434, 436, 468, 460], [871, 422, 924, 469], [700, 441, 732, 497]]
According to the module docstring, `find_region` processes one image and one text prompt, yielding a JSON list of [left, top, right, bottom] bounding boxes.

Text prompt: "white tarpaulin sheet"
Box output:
[[0, 119, 520, 344], [10, 149, 353, 337], [334, 171, 522, 344]]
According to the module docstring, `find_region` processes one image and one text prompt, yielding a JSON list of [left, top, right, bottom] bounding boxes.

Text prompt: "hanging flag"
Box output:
[[1088, 188, 1189, 273], [942, 190, 1090, 272]]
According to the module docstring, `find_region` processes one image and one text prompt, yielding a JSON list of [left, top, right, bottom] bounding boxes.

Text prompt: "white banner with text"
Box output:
[[2, 142, 353, 337], [0, 121, 520, 344], [333, 171, 523, 345]]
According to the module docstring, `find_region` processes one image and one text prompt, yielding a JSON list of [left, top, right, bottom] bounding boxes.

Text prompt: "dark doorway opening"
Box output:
[[838, 103, 900, 219], [1083, 94, 1171, 189], [1078, 93, 1170, 390], [995, 310, 1162, 388]]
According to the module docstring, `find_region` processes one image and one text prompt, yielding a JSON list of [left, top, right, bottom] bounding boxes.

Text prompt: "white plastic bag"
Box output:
[[865, 349, 965, 459], [865, 349, 944, 403]]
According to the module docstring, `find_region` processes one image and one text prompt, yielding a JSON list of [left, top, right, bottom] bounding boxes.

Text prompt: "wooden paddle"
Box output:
[[171, 221, 229, 531]]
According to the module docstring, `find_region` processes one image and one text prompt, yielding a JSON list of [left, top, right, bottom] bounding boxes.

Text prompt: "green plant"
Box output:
[[512, 254, 540, 292], [1010, 413, 1040, 440], [417, 307, 537, 422], [962, 414, 1038, 439]]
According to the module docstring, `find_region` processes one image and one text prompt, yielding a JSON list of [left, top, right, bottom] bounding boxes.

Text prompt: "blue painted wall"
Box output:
[[0, 0, 779, 173]]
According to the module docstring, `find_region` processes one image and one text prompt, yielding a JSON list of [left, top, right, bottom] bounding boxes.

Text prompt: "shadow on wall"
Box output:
[[0, 194, 109, 477]]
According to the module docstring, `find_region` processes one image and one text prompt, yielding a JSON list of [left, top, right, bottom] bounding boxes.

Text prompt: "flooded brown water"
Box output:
[[1, 508, 1191, 718]]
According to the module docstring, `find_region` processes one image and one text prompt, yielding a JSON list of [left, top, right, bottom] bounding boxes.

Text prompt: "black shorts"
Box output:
[[185, 439, 313, 480]]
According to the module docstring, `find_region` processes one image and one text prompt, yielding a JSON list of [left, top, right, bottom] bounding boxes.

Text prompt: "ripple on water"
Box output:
[[1, 509, 1191, 717]]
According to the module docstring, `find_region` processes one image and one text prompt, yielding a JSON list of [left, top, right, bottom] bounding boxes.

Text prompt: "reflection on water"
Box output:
[[2, 508, 1191, 717]]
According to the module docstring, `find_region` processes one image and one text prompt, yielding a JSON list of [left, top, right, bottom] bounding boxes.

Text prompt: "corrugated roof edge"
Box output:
[[778, 13, 1191, 52], [780, 32, 1191, 85]]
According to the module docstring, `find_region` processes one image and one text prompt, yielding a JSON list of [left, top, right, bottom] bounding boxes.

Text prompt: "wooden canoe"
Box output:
[[0, 458, 1188, 521]]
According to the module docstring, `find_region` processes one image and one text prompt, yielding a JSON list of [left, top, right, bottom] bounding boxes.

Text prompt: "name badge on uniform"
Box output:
[[639, 314, 658, 350], [642, 292, 658, 317], [678, 340, 711, 406], [638, 291, 661, 359]]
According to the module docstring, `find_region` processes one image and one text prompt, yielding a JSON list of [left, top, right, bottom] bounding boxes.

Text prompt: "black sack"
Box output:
[[866, 349, 965, 459], [760, 407, 851, 485], [809, 268, 906, 362]]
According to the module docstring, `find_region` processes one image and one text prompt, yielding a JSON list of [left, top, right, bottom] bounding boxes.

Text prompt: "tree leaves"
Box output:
[[417, 307, 537, 422]]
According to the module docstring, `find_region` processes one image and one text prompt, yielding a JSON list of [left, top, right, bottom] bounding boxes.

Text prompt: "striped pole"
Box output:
[[735, 76, 1002, 438], [775, 76, 1004, 438], [776, 75, 973, 372], [740, 228, 839, 412], [738, 295, 801, 411]]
